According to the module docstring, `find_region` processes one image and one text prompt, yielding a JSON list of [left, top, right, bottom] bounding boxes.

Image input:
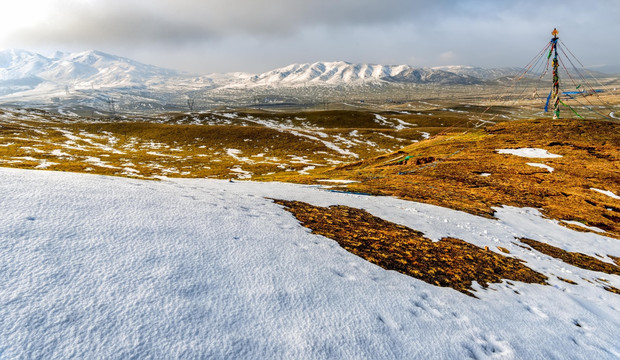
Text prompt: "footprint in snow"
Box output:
[[465, 333, 515, 360], [377, 313, 402, 331], [519, 301, 548, 318]]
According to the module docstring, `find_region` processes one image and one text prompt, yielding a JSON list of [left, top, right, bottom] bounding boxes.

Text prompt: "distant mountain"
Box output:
[[0, 49, 179, 92], [430, 65, 521, 80], [226, 61, 481, 88], [0, 49, 537, 109]]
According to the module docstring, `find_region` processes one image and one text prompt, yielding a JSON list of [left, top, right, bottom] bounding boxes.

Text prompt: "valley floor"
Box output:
[[1, 167, 619, 359]]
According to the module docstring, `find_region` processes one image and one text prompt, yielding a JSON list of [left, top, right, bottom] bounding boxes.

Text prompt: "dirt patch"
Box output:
[[274, 199, 547, 296], [519, 238, 620, 276]]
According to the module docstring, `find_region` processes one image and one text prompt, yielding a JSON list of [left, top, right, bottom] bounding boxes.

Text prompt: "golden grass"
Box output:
[[604, 286, 620, 295], [0, 111, 431, 180], [277, 119, 620, 238], [519, 238, 620, 276], [274, 199, 547, 296], [556, 276, 578, 285], [1, 110, 618, 240]]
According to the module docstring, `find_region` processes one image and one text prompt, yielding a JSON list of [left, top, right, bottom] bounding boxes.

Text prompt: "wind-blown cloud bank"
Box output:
[[1, 0, 619, 73]]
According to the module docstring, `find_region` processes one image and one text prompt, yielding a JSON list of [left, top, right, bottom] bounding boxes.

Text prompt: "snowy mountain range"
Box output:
[[0, 49, 521, 108], [232, 61, 489, 87], [0, 49, 181, 96]]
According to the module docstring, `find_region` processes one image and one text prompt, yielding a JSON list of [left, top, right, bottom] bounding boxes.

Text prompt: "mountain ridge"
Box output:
[[0, 49, 523, 108]]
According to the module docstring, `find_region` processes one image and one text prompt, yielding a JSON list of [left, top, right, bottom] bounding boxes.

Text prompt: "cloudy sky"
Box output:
[[1, 0, 618, 74]]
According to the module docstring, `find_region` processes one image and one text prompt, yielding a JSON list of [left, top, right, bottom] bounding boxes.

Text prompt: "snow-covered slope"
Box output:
[[0, 49, 179, 93], [0, 49, 503, 106], [42, 50, 178, 87], [0, 50, 53, 95], [233, 61, 480, 88], [431, 65, 521, 80], [0, 49, 52, 81], [0, 167, 618, 358]]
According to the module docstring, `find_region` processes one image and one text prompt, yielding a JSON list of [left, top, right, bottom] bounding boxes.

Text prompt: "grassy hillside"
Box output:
[[1, 107, 618, 238], [268, 119, 620, 238]]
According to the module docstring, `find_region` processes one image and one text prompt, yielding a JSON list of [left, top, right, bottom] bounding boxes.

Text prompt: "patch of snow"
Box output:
[[84, 156, 119, 169], [419, 101, 441, 107], [374, 114, 391, 126], [34, 160, 57, 169], [147, 151, 181, 159], [393, 118, 416, 130], [288, 130, 358, 158], [479, 173, 492, 177], [11, 156, 39, 161], [229, 165, 252, 179], [57, 129, 80, 141], [561, 220, 606, 233], [226, 148, 254, 164], [497, 148, 562, 158], [526, 163, 554, 172], [419, 131, 431, 139], [19, 146, 45, 154], [57, 108, 78, 117], [219, 112, 238, 119], [317, 179, 358, 184], [591, 188, 620, 200], [51, 149, 73, 157], [298, 166, 315, 175]]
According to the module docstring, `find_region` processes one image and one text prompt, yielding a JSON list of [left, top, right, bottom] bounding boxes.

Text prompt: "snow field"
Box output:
[[0, 167, 618, 359], [526, 163, 554, 172], [496, 148, 562, 158]]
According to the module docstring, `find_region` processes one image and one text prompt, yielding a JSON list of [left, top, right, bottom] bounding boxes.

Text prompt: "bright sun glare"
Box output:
[[0, 0, 56, 46]]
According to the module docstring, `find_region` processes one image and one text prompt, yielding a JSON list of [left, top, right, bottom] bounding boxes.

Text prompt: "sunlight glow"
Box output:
[[0, 0, 59, 46]]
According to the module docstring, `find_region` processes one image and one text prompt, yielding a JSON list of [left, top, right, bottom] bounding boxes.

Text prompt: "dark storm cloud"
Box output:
[[7, 0, 620, 73], [14, 0, 448, 45]]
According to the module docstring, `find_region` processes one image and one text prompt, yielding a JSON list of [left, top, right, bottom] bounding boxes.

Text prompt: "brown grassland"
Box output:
[[267, 119, 620, 239], [1, 105, 619, 294], [274, 199, 548, 296]]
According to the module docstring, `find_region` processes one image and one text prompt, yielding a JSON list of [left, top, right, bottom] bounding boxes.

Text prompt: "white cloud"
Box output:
[[1, 0, 618, 74], [439, 51, 457, 64]]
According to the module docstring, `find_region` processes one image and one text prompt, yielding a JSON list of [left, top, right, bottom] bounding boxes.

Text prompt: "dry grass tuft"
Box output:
[[556, 276, 578, 285], [274, 199, 547, 296], [497, 246, 510, 254], [604, 286, 620, 295], [519, 238, 620, 276]]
